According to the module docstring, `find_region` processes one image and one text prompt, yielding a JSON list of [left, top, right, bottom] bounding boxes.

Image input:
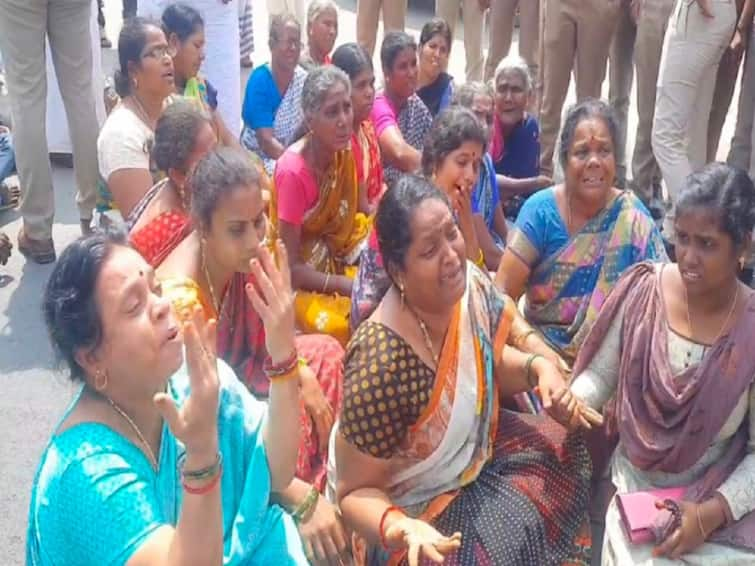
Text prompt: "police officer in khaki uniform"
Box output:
[[538, 0, 621, 177], [436, 0, 487, 80], [484, 0, 540, 82], [357, 0, 408, 57]]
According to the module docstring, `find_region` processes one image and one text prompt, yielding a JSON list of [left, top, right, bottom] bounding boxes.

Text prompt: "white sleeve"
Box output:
[[570, 304, 624, 411], [717, 384, 755, 520], [97, 114, 151, 180]]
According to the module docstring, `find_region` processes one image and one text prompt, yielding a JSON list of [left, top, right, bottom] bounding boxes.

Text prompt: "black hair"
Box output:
[[676, 162, 755, 247], [269, 13, 301, 47], [419, 17, 452, 50], [558, 98, 619, 169], [43, 231, 128, 382], [161, 2, 204, 42], [152, 100, 211, 173], [190, 147, 262, 228], [380, 31, 416, 73], [421, 107, 488, 176], [376, 175, 451, 275], [114, 17, 161, 97], [331, 42, 373, 80]]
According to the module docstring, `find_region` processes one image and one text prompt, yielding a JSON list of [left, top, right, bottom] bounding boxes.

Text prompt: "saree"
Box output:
[[26, 359, 308, 565], [508, 190, 667, 363], [416, 72, 453, 117], [573, 263, 755, 555], [352, 120, 384, 207], [335, 264, 592, 565], [471, 153, 505, 248], [242, 65, 307, 175], [161, 274, 344, 490], [382, 93, 433, 188], [272, 148, 371, 344]]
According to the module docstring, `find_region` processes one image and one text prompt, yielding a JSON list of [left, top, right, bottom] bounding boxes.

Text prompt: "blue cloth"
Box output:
[[494, 115, 540, 179], [471, 154, 504, 247], [26, 360, 308, 566], [514, 187, 569, 261], [242, 64, 283, 130], [0, 130, 16, 187]]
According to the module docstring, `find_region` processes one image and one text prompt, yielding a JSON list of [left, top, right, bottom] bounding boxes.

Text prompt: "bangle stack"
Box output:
[[292, 485, 320, 524], [379, 505, 404, 550], [263, 350, 301, 382], [524, 353, 543, 389], [181, 451, 223, 495]]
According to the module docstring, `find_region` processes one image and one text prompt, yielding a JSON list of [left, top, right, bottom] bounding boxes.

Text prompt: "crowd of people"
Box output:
[[3, 0, 755, 564]]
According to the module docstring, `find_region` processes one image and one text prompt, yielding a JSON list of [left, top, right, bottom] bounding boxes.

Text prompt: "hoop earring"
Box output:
[[94, 369, 109, 391]]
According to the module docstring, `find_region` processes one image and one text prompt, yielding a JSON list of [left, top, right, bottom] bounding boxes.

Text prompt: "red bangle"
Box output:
[[182, 465, 222, 495], [379, 505, 404, 550], [263, 350, 298, 377]]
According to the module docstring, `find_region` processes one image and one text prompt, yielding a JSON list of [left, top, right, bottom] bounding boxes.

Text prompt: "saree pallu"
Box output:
[[471, 153, 505, 249], [353, 120, 384, 207], [162, 273, 345, 490], [272, 149, 371, 344], [341, 265, 592, 565], [509, 191, 666, 363]]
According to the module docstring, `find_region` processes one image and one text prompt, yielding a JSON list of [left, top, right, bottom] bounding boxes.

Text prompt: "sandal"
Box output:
[[0, 181, 19, 211]]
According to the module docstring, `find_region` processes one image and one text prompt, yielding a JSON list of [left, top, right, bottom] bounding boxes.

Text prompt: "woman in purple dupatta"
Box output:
[[567, 164, 755, 564]]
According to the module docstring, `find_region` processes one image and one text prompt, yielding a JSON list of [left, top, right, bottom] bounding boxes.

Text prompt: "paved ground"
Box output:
[[0, 0, 742, 562]]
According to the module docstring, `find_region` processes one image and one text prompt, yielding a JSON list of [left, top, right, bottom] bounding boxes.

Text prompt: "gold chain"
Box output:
[[106, 396, 158, 470], [683, 278, 739, 346], [405, 301, 439, 367], [201, 248, 221, 319]]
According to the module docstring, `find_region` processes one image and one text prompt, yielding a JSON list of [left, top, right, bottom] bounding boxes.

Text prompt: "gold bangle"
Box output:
[[524, 353, 543, 389], [514, 329, 537, 348], [475, 248, 485, 267], [696, 505, 709, 539], [292, 485, 320, 524]]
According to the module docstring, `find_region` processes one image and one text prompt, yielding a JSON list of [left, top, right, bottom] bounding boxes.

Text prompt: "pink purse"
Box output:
[[616, 487, 685, 544]]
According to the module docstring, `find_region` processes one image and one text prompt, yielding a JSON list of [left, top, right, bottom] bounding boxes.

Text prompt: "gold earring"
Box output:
[[94, 369, 109, 391], [398, 281, 405, 309]]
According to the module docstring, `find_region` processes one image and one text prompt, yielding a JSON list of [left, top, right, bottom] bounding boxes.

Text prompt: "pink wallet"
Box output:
[[616, 487, 685, 544]]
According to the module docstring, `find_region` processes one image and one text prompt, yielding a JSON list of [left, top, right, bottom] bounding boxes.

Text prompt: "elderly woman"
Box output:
[[454, 82, 508, 259], [332, 42, 385, 212], [26, 230, 308, 564], [300, 0, 339, 71], [496, 99, 667, 365], [128, 100, 218, 266], [97, 18, 176, 219], [490, 55, 552, 220], [416, 18, 454, 117], [241, 13, 307, 174], [161, 3, 240, 149], [370, 31, 433, 187], [567, 163, 755, 564], [273, 65, 371, 345], [332, 175, 596, 565]]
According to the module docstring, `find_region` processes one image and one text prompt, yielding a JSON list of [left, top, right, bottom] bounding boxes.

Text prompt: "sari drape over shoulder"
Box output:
[[272, 148, 371, 344], [573, 263, 755, 553], [334, 264, 592, 565], [508, 190, 666, 363], [352, 120, 384, 207], [161, 274, 345, 490]]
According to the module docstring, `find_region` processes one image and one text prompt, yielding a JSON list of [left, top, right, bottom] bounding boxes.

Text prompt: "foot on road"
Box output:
[[17, 227, 55, 264]]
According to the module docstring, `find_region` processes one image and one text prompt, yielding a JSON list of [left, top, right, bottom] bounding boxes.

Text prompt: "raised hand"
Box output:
[[245, 240, 296, 363], [154, 305, 220, 456], [384, 517, 462, 566]]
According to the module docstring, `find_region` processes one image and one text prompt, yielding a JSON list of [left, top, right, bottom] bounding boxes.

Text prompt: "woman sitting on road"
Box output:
[[26, 230, 309, 564], [299, 0, 339, 71]]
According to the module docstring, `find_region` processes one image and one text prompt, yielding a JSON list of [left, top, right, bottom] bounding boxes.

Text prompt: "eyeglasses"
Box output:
[[275, 37, 301, 50], [141, 45, 176, 60]]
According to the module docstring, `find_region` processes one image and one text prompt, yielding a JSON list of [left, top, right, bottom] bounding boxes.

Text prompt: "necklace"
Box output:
[[405, 300, 440, 367], [106, 396, 158, 470], [682, 278, 739, 366], [201, 248, 222, 318], [129, 93, 157, 130]]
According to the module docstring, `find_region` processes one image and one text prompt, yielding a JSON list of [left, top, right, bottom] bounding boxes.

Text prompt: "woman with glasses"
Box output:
[[97, 18, 177, 219], [241, 14, 308, 175]]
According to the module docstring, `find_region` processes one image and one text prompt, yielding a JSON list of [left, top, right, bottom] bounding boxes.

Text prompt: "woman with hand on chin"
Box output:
[[156, 148, 350, 565], [333, 175, 599, 565], [26, 229, 308, 564], [566, 163, 755, 564]]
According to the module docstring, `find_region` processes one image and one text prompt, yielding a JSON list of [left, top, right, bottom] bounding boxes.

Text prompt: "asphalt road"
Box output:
[[0, 0, 740, 563]]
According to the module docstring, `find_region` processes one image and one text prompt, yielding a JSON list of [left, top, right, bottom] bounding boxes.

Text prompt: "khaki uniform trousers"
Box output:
[[436, 0, 486, 81], [484, 0, 540, 82], [609, 0, 676, 200], [357, 0, 408, 57], [538, 0, 621, 177], [0, 0, 100, 241], [652, 0, 737, 237], [728, 24, 755, 178]]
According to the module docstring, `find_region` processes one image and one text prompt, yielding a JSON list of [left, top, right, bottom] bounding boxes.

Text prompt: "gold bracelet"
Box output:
[[514, 329, 537, 348], [696, 505, 709, 539], [524, 353, 543, 389], [322, 272, 331, 294], [292, 485, 320, 524]]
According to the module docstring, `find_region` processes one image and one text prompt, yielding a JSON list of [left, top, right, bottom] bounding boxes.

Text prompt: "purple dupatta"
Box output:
[[573, 262, 755, 551]]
